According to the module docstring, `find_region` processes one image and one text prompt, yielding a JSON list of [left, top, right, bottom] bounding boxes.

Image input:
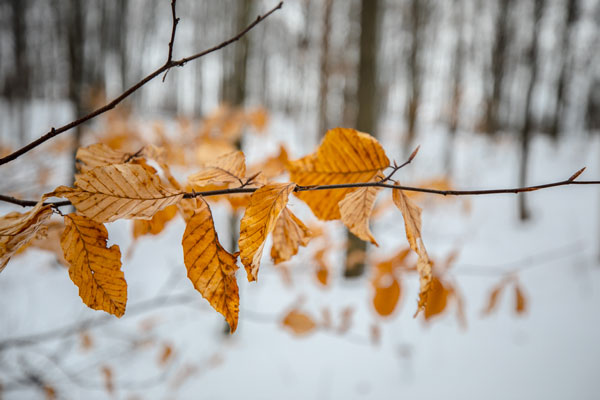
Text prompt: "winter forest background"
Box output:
[[0, 0, 599, 399]]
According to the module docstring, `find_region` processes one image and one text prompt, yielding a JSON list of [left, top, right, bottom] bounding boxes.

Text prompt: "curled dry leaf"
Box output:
[[239, 183, 295, 282], [270, 207, 312, 264], [188, 151, 246, 187], [0, 200, 53, 273], [288, 128, 389, 220], [61, 214, 127, 317], [281, 309, 317, 336], [16, 221, 68, 267], [339, 185, 381, 246], [392, 188, 432, 314], [51, 164, 183, 223], [182, 199, 239, 333]]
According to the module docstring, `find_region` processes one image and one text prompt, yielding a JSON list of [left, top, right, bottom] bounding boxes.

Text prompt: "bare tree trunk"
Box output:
[[344, 0, 379, 278], [445, 0, 465, 175], [317, 0, 334, 137], [550, 0, 578, 138], [518, 0, 544, 221], [485, 0, 513, 135], [404, 0, 428, 154], [9, 0, 30, 146]]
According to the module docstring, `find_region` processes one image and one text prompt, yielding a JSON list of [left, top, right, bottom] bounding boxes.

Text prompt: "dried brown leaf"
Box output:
[[239, 183, 295, 282], [61, 214, 127, 317], [182, 200, 239, 333], [0, 201, 53, 273], [515, 285, 527, 315], [51, 164, 183, 223], [270, 208, 312, 264], [282, 309, 317, 336], [132, 204, 178, 238], [392, 188, 432, 314], [339, 186, 381, 245], [188, 151, 246, 187], [288, 128, 389, 220]]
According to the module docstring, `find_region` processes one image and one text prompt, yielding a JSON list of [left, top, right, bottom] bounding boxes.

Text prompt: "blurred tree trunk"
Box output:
[[9, 0, 30, 146], [485, 0, 513, 135], [550, 0, 578, 138], [317, 0, 334, 137], [344, 0, 379, 278], [65, 0, 86, 183], [445, 0, 465, 174], [518, 0, 544, 221], [404, 0, 428, 155]]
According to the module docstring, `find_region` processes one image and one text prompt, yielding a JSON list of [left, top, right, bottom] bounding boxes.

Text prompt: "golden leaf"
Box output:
[[482, 283, 504, 316], [0, 201, 53, 273], [270, 207, 312, 264], [132, 204, 178, 238], [239, 183, 295, 282], [339, 186, 381, 246], [182, 200, 239, 333], [288, 128, 389, 220], [188, 151, 246, 188], [392, 188, 433, 314], [76, 143, 133, 173], [424, 277, 449, 320], [61, 214, 127, 317], [282, 309, 317, 336], [372, 264, 401, 317], [514, 285, 527, 315], [51, 164, 184, 223]]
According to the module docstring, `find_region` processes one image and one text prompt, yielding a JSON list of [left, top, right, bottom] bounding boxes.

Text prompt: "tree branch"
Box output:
[[0, 168, 597, 209], [0, 1, 284, 166]]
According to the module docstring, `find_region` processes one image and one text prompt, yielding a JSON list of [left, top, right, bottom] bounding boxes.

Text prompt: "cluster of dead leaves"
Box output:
[[0, 127, 438, 334]]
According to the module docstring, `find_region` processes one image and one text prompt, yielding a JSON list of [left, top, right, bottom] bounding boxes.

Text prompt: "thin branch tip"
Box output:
[[568, 167, 586, 181], [408, 145, 421, 162]]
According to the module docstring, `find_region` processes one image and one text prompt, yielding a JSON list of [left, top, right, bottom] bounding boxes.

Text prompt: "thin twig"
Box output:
[[162, 0, 180, 82], [0, 1, 284, 166], [0, 169, 598, 209]]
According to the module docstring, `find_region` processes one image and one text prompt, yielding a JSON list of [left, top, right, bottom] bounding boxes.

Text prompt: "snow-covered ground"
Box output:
[[1, 111, 599, 400]]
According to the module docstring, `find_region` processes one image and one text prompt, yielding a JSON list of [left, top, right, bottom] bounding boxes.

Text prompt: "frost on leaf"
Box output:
[[0, 200, 53, 273], [61, 214, 127, 317], [339, 185, 381, 246], [392, 187, 433, 314], [182, 199, 239, 333], [239, 183, 295, 282], [270, 207, 312, 264], [287, 128, 389, 220], [188, 150, 246, 188], [50, 163, 184, 223]]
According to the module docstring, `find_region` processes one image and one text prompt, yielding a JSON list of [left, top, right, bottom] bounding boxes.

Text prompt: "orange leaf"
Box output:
[[188, 151, 246, 187], [158, 343, 174, 366], [514, 285, 527, 315], [61, 214, 127, 317], [239, 183, 295, 282], [392, 188, 432, 314], [0, 200, 53, 273], [75, 143, 134, 173], [282, 309, 317, 336], [182, 200, 239, 333], [132, 204, 178, 238], [51, 164, 183, 223], [288, 128, 389, 220], [482, 283, 505, 316], [424, 277, 449, 320], [339, 185, 381, 245], [372, 276, 401, 317], [270, 207, 312, 264]]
